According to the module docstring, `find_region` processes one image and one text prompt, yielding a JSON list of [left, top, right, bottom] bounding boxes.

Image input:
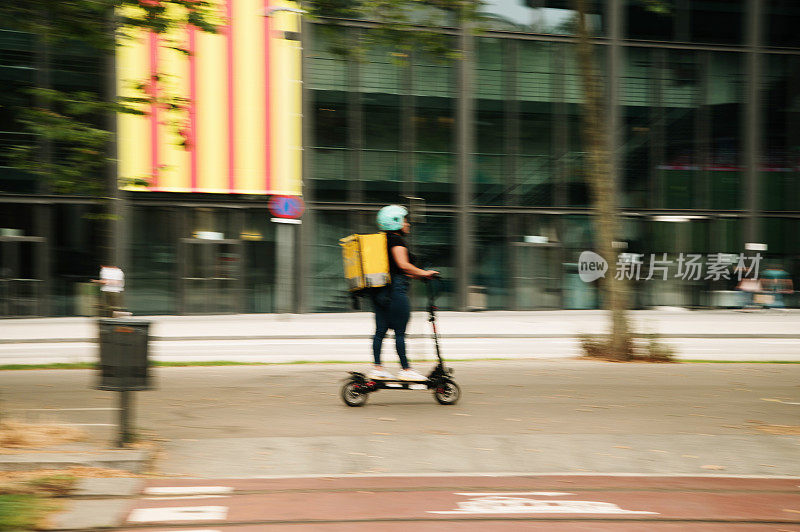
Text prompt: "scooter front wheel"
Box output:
[[341, 380, 369, 407], [433, 380, 461, 405]]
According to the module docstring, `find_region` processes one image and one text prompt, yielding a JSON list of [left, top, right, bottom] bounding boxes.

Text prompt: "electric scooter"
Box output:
[[340, 277, 461, 406]]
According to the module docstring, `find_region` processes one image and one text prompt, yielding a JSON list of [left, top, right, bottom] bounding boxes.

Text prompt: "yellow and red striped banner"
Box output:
[[117, 0, 302, 195]]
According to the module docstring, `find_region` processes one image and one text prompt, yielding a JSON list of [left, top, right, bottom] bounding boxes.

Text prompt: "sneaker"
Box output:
[[368, 367, 394, 380], [397, 368, 427, 381]]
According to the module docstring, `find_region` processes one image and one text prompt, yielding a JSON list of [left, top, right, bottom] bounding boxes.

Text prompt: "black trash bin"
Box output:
[[96, 318, 152, 391]]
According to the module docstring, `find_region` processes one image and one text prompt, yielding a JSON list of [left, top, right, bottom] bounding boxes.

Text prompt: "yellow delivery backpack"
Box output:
[[340, 233, 390, 294]]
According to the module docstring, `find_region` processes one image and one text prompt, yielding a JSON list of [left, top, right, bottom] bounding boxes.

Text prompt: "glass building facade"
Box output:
[[1, 1, 799, 316]]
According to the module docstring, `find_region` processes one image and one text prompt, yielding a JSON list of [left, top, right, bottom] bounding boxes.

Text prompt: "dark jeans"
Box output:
[[371, 277, 410, 369], [101, 291, 123, 317]]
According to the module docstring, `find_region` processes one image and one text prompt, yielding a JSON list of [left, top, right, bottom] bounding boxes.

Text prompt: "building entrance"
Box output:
[[513, 242, 562, 309], [178, 238, 243, 314], [0, 236, 46, 317]]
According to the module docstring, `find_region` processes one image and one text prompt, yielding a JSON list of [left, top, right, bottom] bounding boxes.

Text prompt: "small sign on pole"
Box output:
[[268, 195, 305, 219]]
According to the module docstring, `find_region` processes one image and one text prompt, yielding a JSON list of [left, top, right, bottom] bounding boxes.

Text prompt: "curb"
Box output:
[[0, 449, 152, 473]]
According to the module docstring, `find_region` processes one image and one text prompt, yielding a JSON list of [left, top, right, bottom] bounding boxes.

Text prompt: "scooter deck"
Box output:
[[373, 380, 429, 390], [371, 377, 429, 382]]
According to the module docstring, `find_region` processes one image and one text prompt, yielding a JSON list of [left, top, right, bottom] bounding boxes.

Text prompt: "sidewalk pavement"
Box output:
[[46, 477, 145, 530], [3, 309, 800, 344], [0, 444, 151, 530]]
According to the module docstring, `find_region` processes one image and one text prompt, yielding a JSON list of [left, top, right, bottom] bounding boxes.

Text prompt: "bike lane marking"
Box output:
[[128, 506, 228, 523], [122, 477, 800, 524], [427, 491, 657, 515]]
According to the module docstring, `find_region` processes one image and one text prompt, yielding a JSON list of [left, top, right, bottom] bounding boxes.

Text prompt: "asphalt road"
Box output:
[[3, 360, 799, 478]]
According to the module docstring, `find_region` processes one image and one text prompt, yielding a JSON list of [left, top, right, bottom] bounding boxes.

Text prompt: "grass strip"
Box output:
[[0, 494, 49, 531]]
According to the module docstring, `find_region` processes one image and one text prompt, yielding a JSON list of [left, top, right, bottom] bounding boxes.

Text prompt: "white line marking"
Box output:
[[429, 496, 658, 515], [22, 408, 117, 411], [59, 423, 115, 427], [128, 506, 228, 522], [454, 492, 573, 497], [143, 495, 231, 501], [144, 487, 234, 496]]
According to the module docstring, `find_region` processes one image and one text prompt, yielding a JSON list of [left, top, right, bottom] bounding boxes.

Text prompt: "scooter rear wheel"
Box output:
[[433, 380, 460, 405], [341, 380, 369, 407]]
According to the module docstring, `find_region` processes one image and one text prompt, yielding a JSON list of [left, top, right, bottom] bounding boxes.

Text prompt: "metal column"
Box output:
[[608, 0, 623, 206], [744, 0, 764, 245], [348, 28, 363, 205], [298, 15, 313, 313], [456, 12, 474, 311], [275, 220, 299, 313]]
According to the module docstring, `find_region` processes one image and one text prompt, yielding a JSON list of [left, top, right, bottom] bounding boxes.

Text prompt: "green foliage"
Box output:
[[9, 89, 112, 195], [637, 0, 672, 16], [0, 0, 219, 196], [0, 1, 219, 51], [306, 0, 483, 62], [0, 494, 48, 531]]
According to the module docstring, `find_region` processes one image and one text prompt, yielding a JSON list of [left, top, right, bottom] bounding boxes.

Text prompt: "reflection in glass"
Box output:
[[517, 40, 553, 206], [363, 91, 402, 203], [474, 214, 508, 308], [180, 241, 241, 315], [709, 53, 743, 210], [475, 38, 506, 205], [311, 211, 350, 312], [129, 207, 176, 315], [411, 214, 454, 310], [244, 211, 276, 313], [309, 27, 349, 203], [690, 0, 744, 45], [414, 47, 455, 204], [762, 55, 800, 211], [659, 50, 700, 209], [480, 0, 604, 36], [767, 0, 800, 48]]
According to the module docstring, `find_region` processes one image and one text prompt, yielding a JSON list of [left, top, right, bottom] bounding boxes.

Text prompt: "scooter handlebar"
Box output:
[[424, 274, 443, 303]]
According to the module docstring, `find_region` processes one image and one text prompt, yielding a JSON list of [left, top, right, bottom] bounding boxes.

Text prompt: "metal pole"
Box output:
[[298, 13, 312, 313], [744, 0, 763, 245], [402, 51, 415, 199], [349, 28, 363, 205], [117, 389, 131, 448], [456, 10, 474, 311], [275, 221, 297, 313]]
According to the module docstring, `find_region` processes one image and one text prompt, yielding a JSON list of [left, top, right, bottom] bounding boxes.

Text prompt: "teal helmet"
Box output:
[[376, 205, 408, 231]]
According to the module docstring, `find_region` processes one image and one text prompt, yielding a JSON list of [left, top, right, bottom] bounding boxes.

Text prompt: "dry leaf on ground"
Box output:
[[0, 420, 86, 449], [755, 425, 800, 435]]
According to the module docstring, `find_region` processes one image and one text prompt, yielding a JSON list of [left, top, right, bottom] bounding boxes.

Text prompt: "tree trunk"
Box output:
[[573, 0, 631, 359]]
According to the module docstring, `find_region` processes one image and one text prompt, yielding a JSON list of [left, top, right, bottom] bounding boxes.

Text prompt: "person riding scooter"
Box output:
[[369, 205, 438, 381]]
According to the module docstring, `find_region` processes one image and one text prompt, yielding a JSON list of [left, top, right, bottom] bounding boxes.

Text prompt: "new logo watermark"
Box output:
[[578, 251, 608, 283], [578, 252, 762, 283]]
